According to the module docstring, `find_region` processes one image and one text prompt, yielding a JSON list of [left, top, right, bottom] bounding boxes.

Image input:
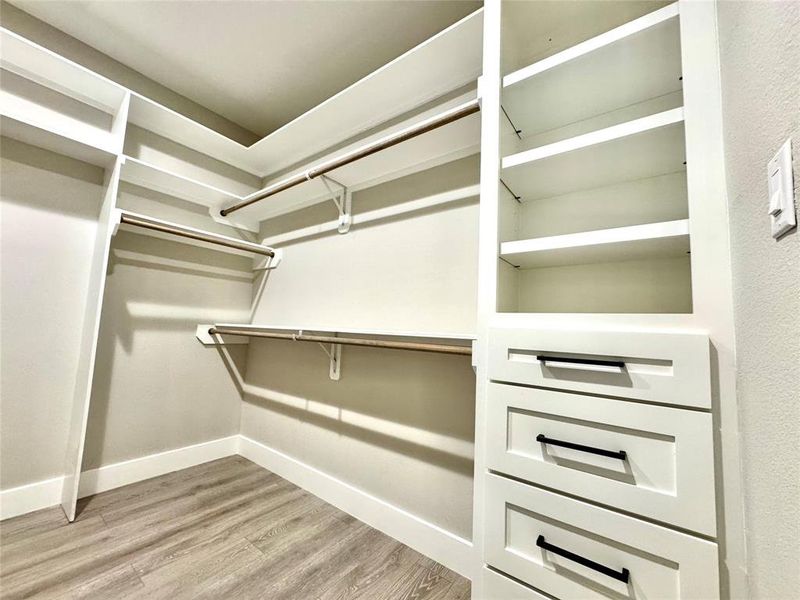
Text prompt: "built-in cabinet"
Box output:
[[475, 1, 742, 598]]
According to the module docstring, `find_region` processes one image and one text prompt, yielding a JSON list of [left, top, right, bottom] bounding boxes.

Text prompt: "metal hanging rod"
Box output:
[[219, 98, 481, 217], [119, 212, 275, 257], [208, 326, 472, 356]]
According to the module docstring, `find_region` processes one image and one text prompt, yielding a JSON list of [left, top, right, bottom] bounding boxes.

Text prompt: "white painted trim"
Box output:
[[77, 435, 239, 498], [1, 435, 239, 521], [238, 435, 475, 580], [0, 477, 64, 521]]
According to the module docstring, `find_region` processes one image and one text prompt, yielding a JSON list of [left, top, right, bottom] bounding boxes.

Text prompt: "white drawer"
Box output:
[[487, 382, 716, 536], [485, 474, 719, 600], [481, 566, 550, 600], [488, 327, 711, 409]]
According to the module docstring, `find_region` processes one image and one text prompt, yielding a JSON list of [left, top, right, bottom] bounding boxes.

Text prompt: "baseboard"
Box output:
[[238, 435, 475, 580], [0, 435, 239, 521], [0, 476, 64, 521]]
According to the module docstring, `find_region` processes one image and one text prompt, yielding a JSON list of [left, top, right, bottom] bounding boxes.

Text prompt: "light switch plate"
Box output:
[[768, 138, 796, 239]]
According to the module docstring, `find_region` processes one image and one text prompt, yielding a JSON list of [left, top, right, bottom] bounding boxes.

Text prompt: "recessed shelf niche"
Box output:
[[497, 1, 691, 315]]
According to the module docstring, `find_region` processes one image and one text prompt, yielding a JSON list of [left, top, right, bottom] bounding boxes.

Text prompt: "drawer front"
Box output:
[[487, 382, 716, 536], [488, 327, 711, 409], [481, 567, 550, 600], [485, 474, 719, 600]]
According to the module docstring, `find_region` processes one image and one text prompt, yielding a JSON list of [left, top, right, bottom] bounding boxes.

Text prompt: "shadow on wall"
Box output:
[[80, 229, 252, 484], [235, 337, 476, 477]]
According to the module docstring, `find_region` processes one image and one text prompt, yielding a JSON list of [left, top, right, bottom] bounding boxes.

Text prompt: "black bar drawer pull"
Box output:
[[536, 535, 630, 584], [536, 355, 625, 369], [536, 434, 627, 461]]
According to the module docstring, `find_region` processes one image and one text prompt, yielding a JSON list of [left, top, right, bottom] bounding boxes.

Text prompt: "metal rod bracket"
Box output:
[[253, 247, 283, 271], [316, 341, 342, 381], [320, 175, 351, 234]]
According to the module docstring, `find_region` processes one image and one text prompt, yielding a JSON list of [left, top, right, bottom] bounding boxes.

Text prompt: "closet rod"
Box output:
[[119, 213, 275, 257], [219, 98, 481, 216], [208, 327, 472, 356]]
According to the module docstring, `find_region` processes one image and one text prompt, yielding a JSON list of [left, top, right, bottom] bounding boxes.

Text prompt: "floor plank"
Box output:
[[0, 457, 471, 600]]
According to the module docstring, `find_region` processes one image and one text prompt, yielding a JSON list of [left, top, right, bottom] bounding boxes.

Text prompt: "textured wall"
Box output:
[[717, 2, 800, 598]]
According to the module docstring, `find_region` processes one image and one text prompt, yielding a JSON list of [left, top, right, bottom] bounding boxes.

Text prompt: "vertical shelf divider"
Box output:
[[60, 155, 124, 521]]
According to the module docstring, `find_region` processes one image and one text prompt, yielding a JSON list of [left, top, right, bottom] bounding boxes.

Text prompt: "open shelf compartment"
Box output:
[[1, 27, 128, 164], [502, 3, 681, 139]]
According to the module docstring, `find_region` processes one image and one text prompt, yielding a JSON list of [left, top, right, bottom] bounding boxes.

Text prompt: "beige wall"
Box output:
[[0, 138, 252, 490], [243, 157, 479, 538], [82, 226, 251, 470], [717, 2, 800, 598], [0, 139, 104, 488]]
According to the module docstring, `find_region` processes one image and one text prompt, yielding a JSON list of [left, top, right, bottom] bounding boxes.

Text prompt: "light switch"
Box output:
[[767, 138, 796, 239]]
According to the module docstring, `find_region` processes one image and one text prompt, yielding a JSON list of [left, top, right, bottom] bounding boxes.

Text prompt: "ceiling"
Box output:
[[10, 0, 481, 139]]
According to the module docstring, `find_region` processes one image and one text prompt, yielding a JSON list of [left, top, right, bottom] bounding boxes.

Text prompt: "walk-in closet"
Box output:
[[1, 1, 798, 599]]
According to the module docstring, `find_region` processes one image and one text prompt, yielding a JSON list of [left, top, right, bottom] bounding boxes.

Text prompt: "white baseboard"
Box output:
[[77, 435, 239, 498], [0, 435, 239, 521], [238, 435, 474, 580], [0, 476, 64, 521]]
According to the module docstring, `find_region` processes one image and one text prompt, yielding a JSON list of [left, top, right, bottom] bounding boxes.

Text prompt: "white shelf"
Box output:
[[209, 323, 476, 343], [1, 27, 129, 165], [230, 92, 481, 222], [501, 219, 690, 268], [126, 8, 483, 177], [114, 209, 274, 260], [501, 108, 685, 201], [117, 156, 261, 232], [502, 4, 681, 137]]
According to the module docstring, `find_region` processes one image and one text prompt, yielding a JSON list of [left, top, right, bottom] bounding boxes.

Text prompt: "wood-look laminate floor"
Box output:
[[0, 456, 470, 600]]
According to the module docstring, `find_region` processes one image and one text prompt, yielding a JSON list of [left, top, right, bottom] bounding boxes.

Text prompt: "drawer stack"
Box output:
[[482, 327, 719, 599]]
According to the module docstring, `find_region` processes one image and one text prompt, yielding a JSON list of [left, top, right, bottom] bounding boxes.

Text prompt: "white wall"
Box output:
[[717, 2, 800, 598], [242, 157, 479, 538], [0, 139, 104, 488]]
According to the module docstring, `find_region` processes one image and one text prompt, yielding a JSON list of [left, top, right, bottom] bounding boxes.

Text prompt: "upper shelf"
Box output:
[[229, 92, 481, 222], [205, 323, 476, 343], [127, 8, 483, 177], [0, 27, 129, 166], [502, 3, 681, 139], [501, 108, 686, 201], [501, 219, 690, 268]]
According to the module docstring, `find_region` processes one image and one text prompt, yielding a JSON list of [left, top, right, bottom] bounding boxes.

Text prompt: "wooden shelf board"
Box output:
[[502, 4, 681, 137], [116, 209, 270, 259], [501, 108, 686, 201], [1, 27, 127, 114], [119, 156, 239, 207], [0, 114, 117, 168], [212, 323, 476, 344], [501, 219, 690, 268], [230, 93, 482, 222]]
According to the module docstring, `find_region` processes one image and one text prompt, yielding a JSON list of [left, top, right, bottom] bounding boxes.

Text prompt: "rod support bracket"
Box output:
[[316, 341, 342, 381], [320, 175, 351, 234], [253, 247, 283, 271]]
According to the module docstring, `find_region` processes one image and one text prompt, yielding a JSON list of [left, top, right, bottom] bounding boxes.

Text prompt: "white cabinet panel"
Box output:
[[488, 327, 711, 408], [485, 474, 719, 600], [487, 383, 716, 536]]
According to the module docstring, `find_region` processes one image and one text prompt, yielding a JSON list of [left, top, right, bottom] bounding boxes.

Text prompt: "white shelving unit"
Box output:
[[0, 27, 129, 166], [501, 107, 686, 201], [502, 3, 681, 138], [500, 219, 690, 268], [126, 8, 483, 178]]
